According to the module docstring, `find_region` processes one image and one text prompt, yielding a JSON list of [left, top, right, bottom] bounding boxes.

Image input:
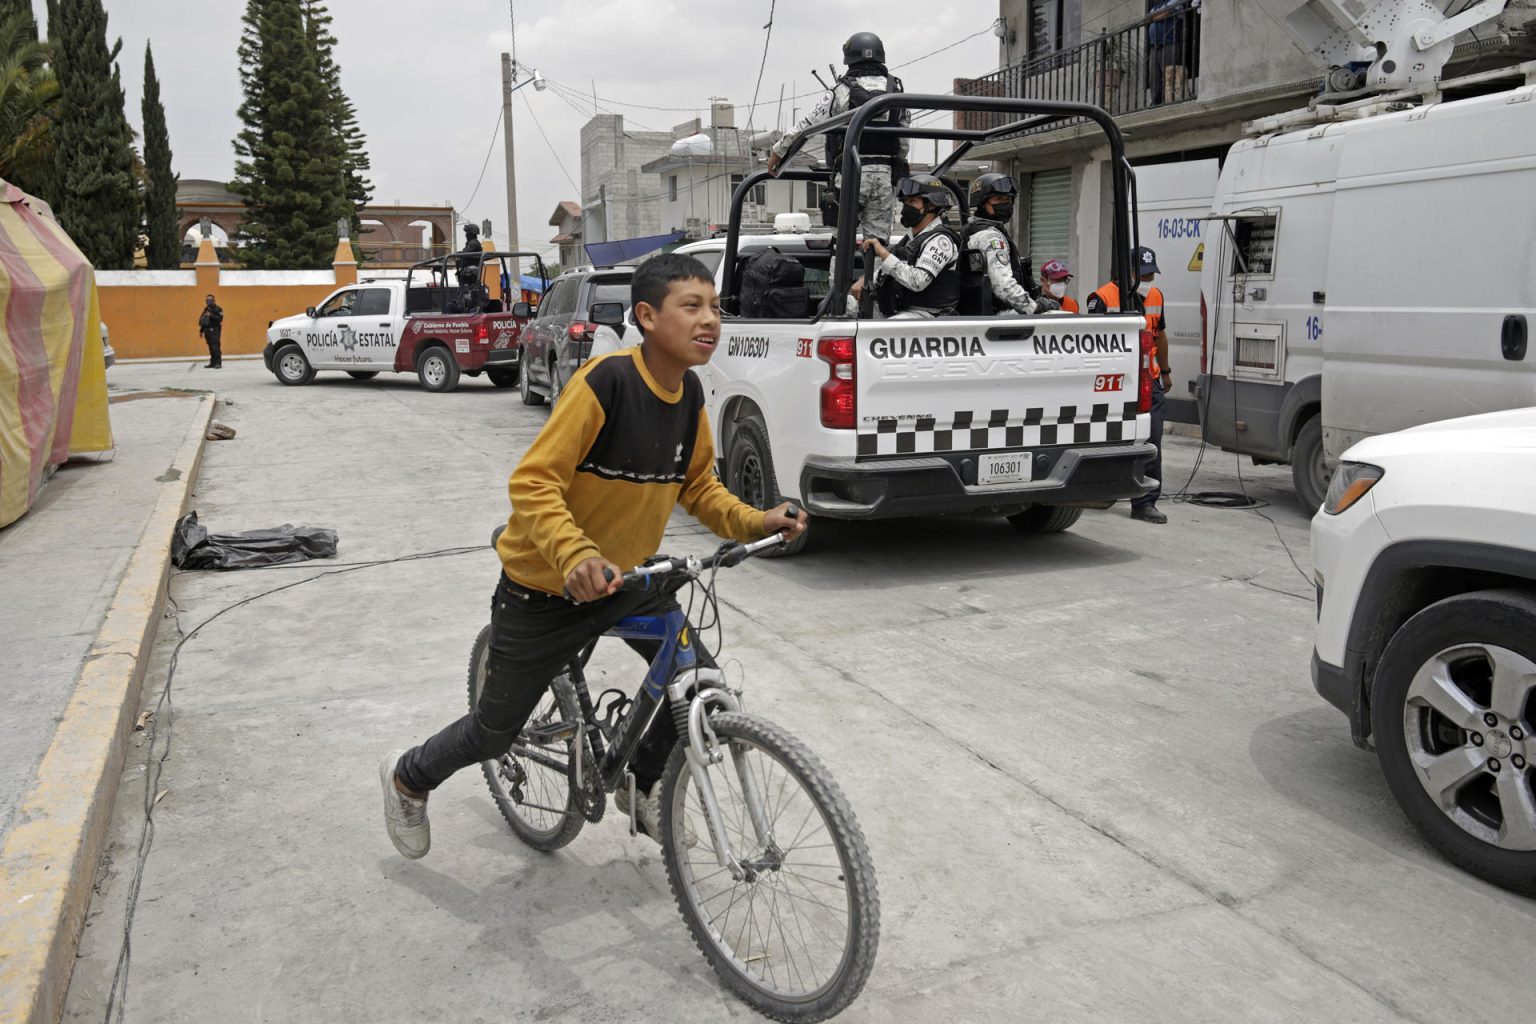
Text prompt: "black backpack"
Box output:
[[739, 248, 809, 319]]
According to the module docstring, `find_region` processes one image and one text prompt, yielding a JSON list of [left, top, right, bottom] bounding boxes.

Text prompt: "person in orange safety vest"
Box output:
[[1086, 245, 1170, 524]]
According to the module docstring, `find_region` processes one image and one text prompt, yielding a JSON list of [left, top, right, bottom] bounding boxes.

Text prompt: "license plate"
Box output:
[[978, 452, 1031, 486]]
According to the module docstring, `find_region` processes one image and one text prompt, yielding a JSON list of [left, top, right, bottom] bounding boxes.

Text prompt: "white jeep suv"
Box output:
[[1311, 407, 1536, 896]]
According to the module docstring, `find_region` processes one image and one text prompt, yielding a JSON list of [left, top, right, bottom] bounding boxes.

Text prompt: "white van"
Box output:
[[1133, 158, 1219, 425], [1198, 63, 1536, 510]]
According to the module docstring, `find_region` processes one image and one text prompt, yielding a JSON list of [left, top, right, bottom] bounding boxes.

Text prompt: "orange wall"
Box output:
[[100, 239, 358, 360]]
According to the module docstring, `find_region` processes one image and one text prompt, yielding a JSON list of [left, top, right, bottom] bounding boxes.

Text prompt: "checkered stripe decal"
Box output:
[[857, 402, 1139, 457]]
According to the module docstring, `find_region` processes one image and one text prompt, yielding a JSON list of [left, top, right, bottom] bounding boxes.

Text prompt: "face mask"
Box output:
[[989, 201, 1014, 222], [899, 204, 925, 229], [1047, 282, 1067, 298], [1137, 282, 1152, 298]]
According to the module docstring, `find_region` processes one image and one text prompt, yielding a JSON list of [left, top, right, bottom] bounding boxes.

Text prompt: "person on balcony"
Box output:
[[1148, 0, 1199, 105]]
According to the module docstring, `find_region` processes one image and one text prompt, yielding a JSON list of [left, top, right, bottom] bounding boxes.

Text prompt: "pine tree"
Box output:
[[140, 43, 178, 268], [303, 1, 371, 240], [230, 0, 347, 268], [50, 0, 139, 268]]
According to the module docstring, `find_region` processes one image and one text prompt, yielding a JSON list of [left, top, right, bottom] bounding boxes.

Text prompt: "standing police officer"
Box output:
[[850, 176, 960, 319], [960, 173, 1040, 316], [197, 293, 223, 369], [1087, 245, 1170, 523], [768, 32, 910, 244]]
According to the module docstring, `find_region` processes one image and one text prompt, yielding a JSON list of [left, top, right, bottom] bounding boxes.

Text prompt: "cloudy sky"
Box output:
[[39, 0, 1002, 255]]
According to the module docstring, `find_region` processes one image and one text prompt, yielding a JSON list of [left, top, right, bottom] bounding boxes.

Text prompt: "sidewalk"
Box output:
[[0, 386, 212, 1024]]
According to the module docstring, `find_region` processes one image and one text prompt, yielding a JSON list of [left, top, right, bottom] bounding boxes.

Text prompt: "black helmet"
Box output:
[[895, 176, 953, 210], [464, 222, 480, 237], [969, 172, 1017, 205], [842, 31, 885, 65]]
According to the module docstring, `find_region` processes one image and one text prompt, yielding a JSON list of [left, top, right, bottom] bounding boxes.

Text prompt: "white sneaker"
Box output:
[[380, 750, 430, 859], [614, 779, 696, 848]]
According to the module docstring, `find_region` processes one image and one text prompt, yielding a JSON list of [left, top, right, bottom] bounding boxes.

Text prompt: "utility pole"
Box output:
[[501, 52, 519, 254]]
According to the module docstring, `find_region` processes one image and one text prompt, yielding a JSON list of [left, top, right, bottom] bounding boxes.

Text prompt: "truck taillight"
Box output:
[[1139, 329, 1156, 414], [474, 322, 489, 344], [817, 337, 856, 430], [569, 321, 597, 342], [1199, 292, 1208, 374]]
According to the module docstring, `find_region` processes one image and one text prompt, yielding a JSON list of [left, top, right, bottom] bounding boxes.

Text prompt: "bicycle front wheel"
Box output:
[[466, 624, 585, 851], [660, 712, 879, 1023]]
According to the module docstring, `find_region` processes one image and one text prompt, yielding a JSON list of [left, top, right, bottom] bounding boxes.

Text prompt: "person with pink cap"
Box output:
[[1038, 260, 1078, 313]]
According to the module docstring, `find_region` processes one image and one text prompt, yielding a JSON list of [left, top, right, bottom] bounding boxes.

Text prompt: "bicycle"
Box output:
[[466, 531, 880, 1022]]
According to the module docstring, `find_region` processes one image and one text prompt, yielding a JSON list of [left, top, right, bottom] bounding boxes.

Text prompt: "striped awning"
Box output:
[[0, 179, 112, 528]]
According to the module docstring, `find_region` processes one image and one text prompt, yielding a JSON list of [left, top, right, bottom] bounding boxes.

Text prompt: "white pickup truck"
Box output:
[[694, 93, 1157, 553]]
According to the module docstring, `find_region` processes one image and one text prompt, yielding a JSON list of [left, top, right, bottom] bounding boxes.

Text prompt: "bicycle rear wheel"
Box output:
[[660, 712, 879, 1023], [466, 624, 585, 851]]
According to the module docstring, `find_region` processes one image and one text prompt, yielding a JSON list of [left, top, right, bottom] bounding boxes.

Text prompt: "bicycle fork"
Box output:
[[667, 669, 777, 880]]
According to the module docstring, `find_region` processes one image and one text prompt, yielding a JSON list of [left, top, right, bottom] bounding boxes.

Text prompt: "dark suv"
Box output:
[[517, 265, 635, 406]]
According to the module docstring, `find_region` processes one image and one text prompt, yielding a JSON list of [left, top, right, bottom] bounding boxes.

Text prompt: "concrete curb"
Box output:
[[0, 393, 215, 1024]]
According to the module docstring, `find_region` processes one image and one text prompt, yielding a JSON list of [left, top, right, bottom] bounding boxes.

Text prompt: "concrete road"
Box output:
[[64, 360, 1536, 1023]]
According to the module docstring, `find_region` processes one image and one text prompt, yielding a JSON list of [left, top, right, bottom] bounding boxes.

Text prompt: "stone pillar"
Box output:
[[332, 218, 357, 286], [194, 217, 221, 292]]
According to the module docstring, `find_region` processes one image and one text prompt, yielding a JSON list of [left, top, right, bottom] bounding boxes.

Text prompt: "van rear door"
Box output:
[[853, 315, 1146, 483]]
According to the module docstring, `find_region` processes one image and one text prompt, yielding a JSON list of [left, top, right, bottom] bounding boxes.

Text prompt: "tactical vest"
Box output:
[[825, 70, 903, 168], [878, 225, 961, 316], [958, 218, 1031, 315]]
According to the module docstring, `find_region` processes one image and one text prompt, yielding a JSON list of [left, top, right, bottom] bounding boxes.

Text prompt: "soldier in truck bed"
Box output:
[[849, 177, 960, 319]]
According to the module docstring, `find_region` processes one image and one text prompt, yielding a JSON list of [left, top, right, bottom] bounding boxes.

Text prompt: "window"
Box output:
[[315, 290, 356, 317], [539, 280, 577, 318], [669, 175, 678, 202], [689, 250, 724, 279], [730, 173, 767, 206], [806, 181, 823, 210], [355, 288, 391, 316], [586, 276, 633, 314], [1230, 214, 1277, 277], [1029, 0, 1082, 58]]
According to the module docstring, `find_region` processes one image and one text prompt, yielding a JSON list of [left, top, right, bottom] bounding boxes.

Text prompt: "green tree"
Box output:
[[140, 42, 178, 268], [231, 0, 348, 268], [0, 6, 59, 196], [303, 0, 371, 240], [50, 0, 139, 268]]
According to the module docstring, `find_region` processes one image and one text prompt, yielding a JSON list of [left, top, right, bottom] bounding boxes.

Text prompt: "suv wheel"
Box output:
[[726, 416, 808, 557], [1371, 588, 1536, 896], [548, 357, 565, 406], [1006, 505, 1083, 534], [519, 351, 546, 406]]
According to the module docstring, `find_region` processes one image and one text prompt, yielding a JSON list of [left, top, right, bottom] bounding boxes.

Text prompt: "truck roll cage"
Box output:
[[405, 250, 550, 316], [721, 93, 1136, 318]]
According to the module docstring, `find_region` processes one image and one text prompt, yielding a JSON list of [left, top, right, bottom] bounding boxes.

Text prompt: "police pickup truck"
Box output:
[[263, 250, 545, 393], [703, 93, 1156, 554]]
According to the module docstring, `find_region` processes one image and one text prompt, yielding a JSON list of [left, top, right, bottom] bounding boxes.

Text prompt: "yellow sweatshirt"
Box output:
[[496, 346, 769, 595]]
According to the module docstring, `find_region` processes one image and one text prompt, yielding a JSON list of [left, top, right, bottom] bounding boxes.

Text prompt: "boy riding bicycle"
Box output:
[[382, 254, 805, 858]]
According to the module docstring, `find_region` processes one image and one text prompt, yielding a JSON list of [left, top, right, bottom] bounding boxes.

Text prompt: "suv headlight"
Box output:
[[1323, 462, 1384, 515]]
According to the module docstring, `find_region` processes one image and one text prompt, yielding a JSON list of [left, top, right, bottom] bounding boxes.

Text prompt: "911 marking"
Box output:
[[1093, 373, 1126, 393], [796, 338, 813, 358]]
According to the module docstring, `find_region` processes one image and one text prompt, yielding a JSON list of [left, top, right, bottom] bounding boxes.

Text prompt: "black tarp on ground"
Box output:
[[172, 511, 337, 570]]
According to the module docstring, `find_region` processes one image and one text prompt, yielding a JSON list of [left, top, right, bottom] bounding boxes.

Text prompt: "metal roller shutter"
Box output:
[[1027, 168, 1072, 272]]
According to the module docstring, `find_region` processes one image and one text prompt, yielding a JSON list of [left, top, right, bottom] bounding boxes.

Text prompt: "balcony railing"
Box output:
[[957, 4, 1201, 135]]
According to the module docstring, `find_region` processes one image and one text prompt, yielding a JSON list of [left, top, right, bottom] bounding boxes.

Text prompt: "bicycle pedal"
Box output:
[[525, 721, 579, 744]]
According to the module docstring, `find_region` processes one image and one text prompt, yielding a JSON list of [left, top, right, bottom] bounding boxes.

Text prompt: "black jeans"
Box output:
[[1133, 378, 1166, 511], [396, 572, 711, 794], [203, 329, 222, 366]]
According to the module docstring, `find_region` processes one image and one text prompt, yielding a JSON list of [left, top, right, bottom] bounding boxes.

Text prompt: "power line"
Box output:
[[519, 88, 580, 193], [891, 24, 997, 70], [455, 105, 504, 214], [743, 0, 777, 139]]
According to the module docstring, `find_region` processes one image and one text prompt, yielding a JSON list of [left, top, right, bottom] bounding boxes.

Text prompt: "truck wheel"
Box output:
[[1291, 415, 1328, 514], [487, 367, 519, 389], [518, 354, 546, 406], [1370, 589, 1536, 897], [346, 371, 379, 381], [726, 416, 809, 557], [1006, 505, 1083, 534], [417, 346, 460, 393], [274, 344, 315, 386]]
